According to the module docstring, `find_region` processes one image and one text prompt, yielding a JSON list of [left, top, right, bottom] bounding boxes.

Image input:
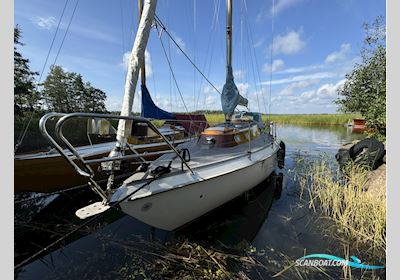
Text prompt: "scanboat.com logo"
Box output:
[[296, 254, 385, 270]]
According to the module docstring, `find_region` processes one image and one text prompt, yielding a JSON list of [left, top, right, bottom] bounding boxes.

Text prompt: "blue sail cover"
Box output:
[[221, 66, 248, 119], [141, 84, 176, 120]]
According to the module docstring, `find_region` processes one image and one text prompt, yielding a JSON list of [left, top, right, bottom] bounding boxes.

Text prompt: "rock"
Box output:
[[365, 164, 386, 196]]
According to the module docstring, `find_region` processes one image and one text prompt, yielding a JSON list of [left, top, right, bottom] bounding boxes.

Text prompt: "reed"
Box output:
[[296, 158, 386, 263], [204, 113, 361, 126], [266, 113, 362, 125]]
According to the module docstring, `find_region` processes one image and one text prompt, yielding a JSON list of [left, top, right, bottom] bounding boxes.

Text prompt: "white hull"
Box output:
[[116, 140, 279, 230]]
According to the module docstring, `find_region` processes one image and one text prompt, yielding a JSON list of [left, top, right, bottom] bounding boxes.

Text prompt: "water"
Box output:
[[14, 124, 366, 279]]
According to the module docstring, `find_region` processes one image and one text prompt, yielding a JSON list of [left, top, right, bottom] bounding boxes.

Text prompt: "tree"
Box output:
[[42, 65, 70, 112], [83, 82, 107, 113], [42, 65, 107, 113], [14, 25, 40, 114], [70, 73, 86, 111], [336, 17, 386, 139]]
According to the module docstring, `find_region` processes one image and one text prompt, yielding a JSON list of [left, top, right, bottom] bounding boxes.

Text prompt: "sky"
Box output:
[[14, 0, 386, 114]]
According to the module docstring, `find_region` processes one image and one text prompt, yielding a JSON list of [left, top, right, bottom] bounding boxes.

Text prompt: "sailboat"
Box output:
[[14, 11, 207, 193], [40, 0, 284, 231]]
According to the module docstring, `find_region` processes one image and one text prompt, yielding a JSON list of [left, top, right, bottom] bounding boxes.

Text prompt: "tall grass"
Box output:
[[204, 113, 361, 126], [297, 158, 386, 263], [266, 113, 362, 125]]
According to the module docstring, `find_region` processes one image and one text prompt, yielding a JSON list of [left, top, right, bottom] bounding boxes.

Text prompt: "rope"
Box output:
[[154, 14, 242, 114], [14, 0, 70, 154]]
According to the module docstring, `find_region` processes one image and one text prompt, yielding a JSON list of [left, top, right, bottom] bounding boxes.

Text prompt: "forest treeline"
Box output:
[[14, 25, 107, 116]]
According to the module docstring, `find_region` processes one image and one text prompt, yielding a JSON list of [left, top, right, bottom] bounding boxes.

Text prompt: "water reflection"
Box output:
[[15, 175, 281, 279]]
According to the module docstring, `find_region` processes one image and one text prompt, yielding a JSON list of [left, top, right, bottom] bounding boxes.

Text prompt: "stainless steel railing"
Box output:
[[39, 112, 209, 200]]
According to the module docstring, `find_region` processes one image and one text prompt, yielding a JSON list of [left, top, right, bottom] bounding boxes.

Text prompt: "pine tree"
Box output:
[[14, 25, 39, 115], [42, 65, 70, 112]]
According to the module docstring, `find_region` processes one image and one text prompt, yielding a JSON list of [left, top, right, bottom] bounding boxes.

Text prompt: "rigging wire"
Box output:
[[154, 15, 222, 96], [241, 4, 261, 113], [268, 0, 276, 120], [119, 0, 126, 54], [157, 29, 192, 117], [38, 0, 70, 85], [166, 0, 173, 111], [239, 0, 245, 100], [193, 0, 197, 112], [243, 0, 268, 114], [14, 0, 70, 154], [194, 1, 218, 112], [51, 0, 81, 68]]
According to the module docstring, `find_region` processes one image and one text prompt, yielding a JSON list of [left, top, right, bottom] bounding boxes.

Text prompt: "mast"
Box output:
[[116, 0, 157, 148], [221, 0, 248, 121], [226, 0, 232, 69], [138, 0, 146, 86]]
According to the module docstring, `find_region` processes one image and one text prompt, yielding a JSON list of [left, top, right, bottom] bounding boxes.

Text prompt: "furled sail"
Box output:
[[221, 66, 248, 120], [116, 0, 158, 148], [141, 84, 176, 120]]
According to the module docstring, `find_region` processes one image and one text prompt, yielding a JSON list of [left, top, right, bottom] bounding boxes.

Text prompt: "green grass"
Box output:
[[296, 158, 386, 264], [204, 113, 361, 126], [266, 113, 362, 125]]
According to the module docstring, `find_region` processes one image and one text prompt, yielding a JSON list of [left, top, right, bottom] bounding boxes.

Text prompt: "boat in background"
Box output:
[[351, 118, 367, 133], [346, 118, 367, 133], [15, 56, 207, 194]]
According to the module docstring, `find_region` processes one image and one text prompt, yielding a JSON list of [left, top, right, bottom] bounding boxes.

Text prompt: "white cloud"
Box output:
[[31, 16, 57, 30], [325, 43, 351, 64], [276, 64, 325, 75], [30, 15, 119, 43], [263, 59, 285, 73], [205, 94, 219, 107], [278, 79, 345, 106], [273, 0, 302, 15], [68, 24, 119, 44], [270, 29, 305, 55], [278, 79, 320, 96], [121, 50, 153, 78], [253, 38, 264, 48], [270, 79, 345, 113], [256, 0, 301, 23], [233, 69, 245, 80], [171, 31, 186, 54], [201, 85, 222, 110], [247, 89, 269, 112], [259, 71, 337, 86], [237, 83, 250, 95], [301, 79, 345, 104], [105, 95, 122, 112]]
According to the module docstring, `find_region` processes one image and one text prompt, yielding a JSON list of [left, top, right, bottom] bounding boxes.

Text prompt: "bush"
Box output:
[[336, 17, 386, 140]]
